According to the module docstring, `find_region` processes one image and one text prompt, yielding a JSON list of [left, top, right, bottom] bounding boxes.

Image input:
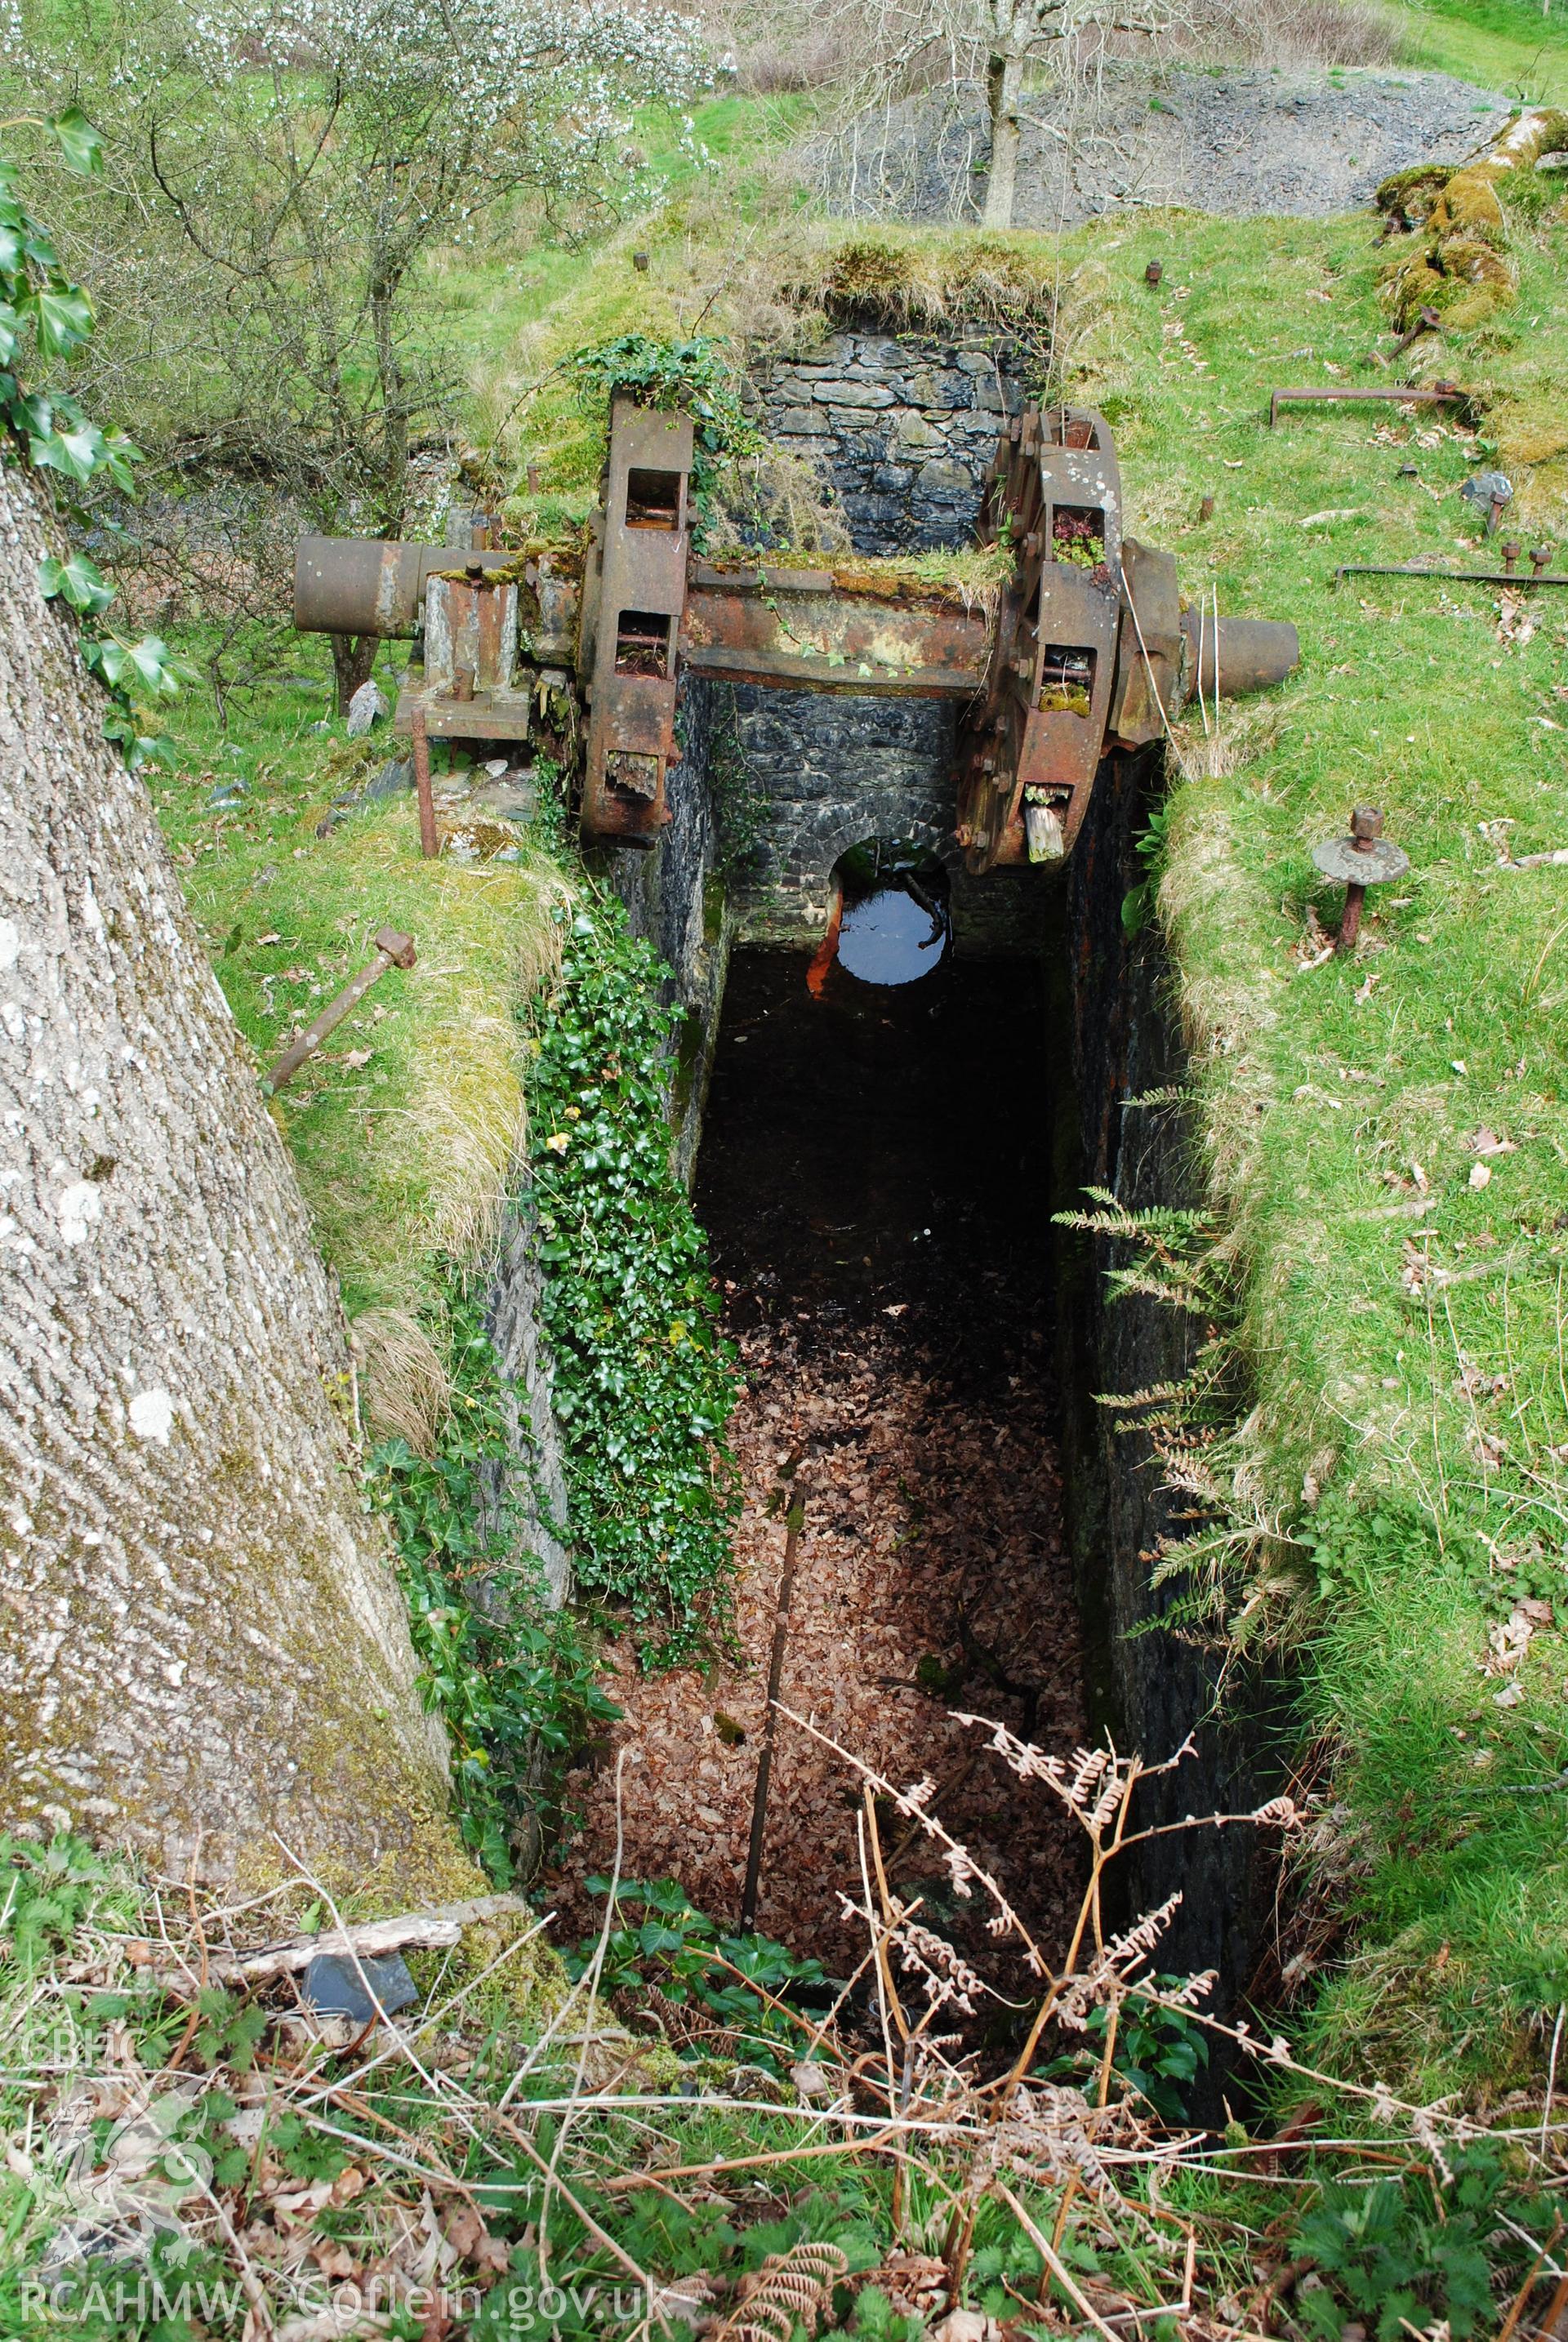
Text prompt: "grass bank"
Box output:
[[1045, 189, 1568, 2095], [1382, 0, 1568, 103], [150, 659, 572, 1436]]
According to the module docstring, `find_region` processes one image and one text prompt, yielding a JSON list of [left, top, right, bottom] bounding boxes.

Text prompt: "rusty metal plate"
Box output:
[[425, 572, 519, 696], [393, 682, 532, 741], [581, 398, 694, 841], [1108, 538, 1182, 748], [1312, 835, 1410, 885]]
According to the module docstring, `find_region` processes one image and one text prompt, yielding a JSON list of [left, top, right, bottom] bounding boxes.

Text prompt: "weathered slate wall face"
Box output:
[[728, 323, 1040, 954], [1061, 744, 1283, 2095]]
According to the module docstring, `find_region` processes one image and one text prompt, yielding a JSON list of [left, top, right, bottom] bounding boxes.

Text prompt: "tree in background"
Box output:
[[828, 0, 1180, 227], [18, 0, 710, 705], [0, 128, 470, 1897]]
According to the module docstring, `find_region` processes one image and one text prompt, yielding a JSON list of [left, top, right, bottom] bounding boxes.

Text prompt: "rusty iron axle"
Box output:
[[292, 398, 1299, 868]]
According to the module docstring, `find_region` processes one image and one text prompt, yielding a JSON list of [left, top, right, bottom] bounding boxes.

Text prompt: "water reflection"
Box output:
[[811, 838, 951, 992], [837, 883, 947, 985]]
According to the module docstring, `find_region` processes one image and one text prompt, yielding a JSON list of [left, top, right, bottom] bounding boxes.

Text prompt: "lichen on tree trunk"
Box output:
[[1377, 108, 1568, 330], [0, 461, 473, 1902]]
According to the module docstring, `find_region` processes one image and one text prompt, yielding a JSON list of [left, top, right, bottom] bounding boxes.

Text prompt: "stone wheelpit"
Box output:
[[288, 316, 1304, 2042], [526, 332, 1296, 2041], [546, 936, 1088, 2001]]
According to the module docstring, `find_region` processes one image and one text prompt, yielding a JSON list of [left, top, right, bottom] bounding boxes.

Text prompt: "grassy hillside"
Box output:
[[1045, 192, 1568, 2094], [1383, 0, 1568, 101]]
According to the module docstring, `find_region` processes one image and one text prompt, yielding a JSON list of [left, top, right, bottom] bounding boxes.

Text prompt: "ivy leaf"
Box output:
[[97, 427, 142, 492], [88, 634, 185, 699], [0, 224, 20, 277], [20, 283, 94, 359], [109, 731, 171, 771], [38, 550, 115, 617], [29, 420, 103, 483], [48, 109, 104, 177]]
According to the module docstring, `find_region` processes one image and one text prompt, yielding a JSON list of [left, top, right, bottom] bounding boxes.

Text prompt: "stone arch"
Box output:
[[801, 806, 958, 917], [731, 686, 962, 943]]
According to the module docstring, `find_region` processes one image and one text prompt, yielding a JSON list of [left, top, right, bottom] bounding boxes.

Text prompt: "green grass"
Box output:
[[424, 88, 813, 485], [1381, 0, 1568, 101], [1036, 191, 1568, 2092], [150, 648, 571, 1340]]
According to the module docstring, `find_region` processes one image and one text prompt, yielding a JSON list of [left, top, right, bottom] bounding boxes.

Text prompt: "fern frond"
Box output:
[[1055, 1202, 1209, 1243], [1102, 1267, 1216, 1313], [717, 2243, 849, 2342], [1094, 1378, 1195, 1412], [1120, 1084, 1193, 1109]]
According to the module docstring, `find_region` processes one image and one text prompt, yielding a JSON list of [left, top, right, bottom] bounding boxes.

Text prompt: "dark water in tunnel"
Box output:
[[695, 945, 1055, 1354]]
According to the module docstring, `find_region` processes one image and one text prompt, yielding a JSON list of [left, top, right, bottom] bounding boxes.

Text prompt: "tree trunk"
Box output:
[[982, 44, 1026, 229], [1377, 106, 1568, 329], [0, 461, 470, 1900], [330, 630, 377, 715]]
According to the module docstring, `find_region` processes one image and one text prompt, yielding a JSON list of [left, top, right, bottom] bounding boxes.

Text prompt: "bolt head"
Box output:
[[1350, 805, 1384, 842], [373, 926, 417, 968]]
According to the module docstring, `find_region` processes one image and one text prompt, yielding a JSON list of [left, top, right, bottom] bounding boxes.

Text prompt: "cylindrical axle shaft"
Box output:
[[293, 537, 514, 639]]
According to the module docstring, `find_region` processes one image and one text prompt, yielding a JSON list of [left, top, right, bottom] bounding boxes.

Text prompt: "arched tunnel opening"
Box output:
[[807, 836, 951, 993]]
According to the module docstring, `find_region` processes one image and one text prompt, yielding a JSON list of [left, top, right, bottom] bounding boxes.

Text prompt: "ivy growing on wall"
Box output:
[[527, 893, 742, 1663], [571, 332, 758, 526], [369, 1280, 620, 1884]]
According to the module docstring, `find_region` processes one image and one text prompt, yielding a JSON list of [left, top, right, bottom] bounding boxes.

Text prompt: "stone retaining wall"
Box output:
[[729, 323, 1038, 951], [752, 327, 1017, 554]]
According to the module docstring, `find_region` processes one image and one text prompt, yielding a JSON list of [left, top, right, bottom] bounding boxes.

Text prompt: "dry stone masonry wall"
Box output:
[[755, 327, 1017, 553], [728, 326, 1039, 950]]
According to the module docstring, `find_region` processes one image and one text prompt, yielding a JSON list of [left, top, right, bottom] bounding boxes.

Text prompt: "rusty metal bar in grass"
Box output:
[[1269, 382, 1470, 426], [265, 926, 416, 1093], [1336, 560, 1568, 588], [410, 702, 439, 861]]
